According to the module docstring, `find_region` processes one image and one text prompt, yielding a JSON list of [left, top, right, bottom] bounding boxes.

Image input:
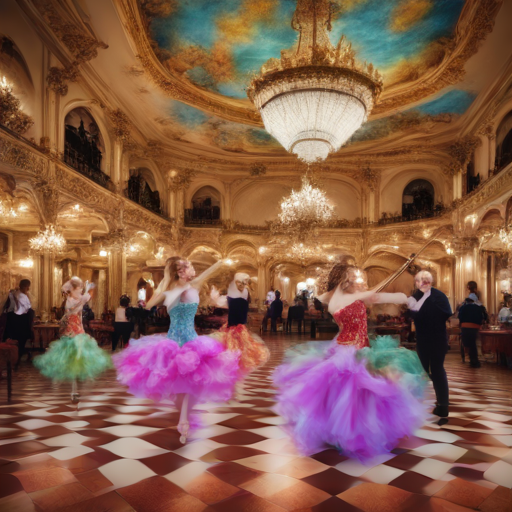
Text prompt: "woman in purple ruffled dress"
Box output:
[[274, 264, 428, 461]]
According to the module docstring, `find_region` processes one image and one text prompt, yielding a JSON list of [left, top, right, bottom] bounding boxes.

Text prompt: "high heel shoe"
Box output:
[[178, 421, 189, 444]]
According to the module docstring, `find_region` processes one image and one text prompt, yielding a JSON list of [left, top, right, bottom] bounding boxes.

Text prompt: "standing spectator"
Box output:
[[3, 279, 34, 369], [266, 287, 276, 305], [407, 271, 452, 421], [269, 290, 284, 333], [112, 295, 134, 351], [458, 294, 484, 368]]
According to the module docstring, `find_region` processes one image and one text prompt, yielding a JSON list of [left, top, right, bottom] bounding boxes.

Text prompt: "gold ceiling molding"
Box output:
[[18, 0, 108, 96], [442, 135, 481, 176], [115, 0, 500, 126]]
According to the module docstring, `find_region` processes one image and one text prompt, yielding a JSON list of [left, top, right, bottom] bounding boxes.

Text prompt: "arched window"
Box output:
[[402, 179, 434, 220], [496, 111, 512, 172], [185, 186, 221, 225], [64, 108, 111, 188], [126, 168, 161, 214]]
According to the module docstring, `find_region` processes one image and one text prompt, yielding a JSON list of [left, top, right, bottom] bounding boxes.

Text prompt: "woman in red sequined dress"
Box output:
[[273, 264, 427, 461]]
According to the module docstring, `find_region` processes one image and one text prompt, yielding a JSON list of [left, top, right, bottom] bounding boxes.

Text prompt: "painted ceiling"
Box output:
[[135, 0, 486, 152]]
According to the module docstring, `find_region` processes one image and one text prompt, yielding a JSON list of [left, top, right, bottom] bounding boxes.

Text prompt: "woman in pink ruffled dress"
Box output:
[[113, 257, 240, 444]]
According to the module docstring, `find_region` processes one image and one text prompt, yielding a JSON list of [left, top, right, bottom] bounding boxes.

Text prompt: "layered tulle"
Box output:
[[273, 339, 427, 461], [34, 333, 112, 381], [211, 324, 270, 373], [358, 336, 428, 399], [113, 333, 241, 403]]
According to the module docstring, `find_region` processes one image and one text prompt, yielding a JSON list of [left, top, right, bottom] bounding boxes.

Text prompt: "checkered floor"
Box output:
[[0, 335, 511, 512]]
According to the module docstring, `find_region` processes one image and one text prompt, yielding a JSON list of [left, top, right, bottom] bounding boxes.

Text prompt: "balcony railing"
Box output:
[[184, 207, 221, 226], [64, 144, 112, 190]]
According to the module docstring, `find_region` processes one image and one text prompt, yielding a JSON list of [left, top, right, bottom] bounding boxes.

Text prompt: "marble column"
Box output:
[[38, 253, 55, 322], [108, 250, 126, 311], [257, 261, 268, 306], [112, 140, 123, 192]]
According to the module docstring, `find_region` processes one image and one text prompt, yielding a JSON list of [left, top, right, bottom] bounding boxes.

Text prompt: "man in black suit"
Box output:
[[269, 290, 284, 333], [407, 271, 452, 421]]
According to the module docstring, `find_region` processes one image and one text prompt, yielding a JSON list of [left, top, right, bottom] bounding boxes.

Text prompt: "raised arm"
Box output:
[[146, 261, 172, 309], [191, 259, 231, 289]]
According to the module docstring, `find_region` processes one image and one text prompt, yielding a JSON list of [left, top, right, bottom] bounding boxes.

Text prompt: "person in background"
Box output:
[[498, 297, 511, 323], [299, 289, 309, 310], [269, 290, 284, 333], [3, 279, 34, 369], [466, 281, 489, 324], [112, 295, 134, 351], [458, 293, 484, 368], [266, 287, 276, 305], [407, 270, 452, 422]]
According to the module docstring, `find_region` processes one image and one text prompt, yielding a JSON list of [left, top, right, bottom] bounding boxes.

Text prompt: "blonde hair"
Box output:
[[62, 276, 83, 295]]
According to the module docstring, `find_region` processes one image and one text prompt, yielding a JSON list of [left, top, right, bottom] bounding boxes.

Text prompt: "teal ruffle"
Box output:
[[34, 333, 112, 381]]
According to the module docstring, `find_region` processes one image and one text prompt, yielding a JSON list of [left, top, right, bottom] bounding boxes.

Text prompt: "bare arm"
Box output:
[[191, 259, 229, 289], [147, 261, 172, 309]]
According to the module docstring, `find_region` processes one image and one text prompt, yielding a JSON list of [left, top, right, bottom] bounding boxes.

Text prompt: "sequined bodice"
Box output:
[[333, 300, 369, 349], [167, 302, 198, 347]]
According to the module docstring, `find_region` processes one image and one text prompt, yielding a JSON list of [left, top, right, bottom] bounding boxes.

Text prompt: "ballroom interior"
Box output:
[[1, 0, 512, 511]]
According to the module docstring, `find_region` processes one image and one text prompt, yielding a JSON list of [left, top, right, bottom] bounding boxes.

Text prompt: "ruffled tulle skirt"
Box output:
[[34, 333, 112, 381], [211, 324, 270, 373], [273, 336, 427, 461], [113, 334, 241, 403]]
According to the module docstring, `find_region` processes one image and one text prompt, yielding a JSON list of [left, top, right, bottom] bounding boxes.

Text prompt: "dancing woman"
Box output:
[[273, 264, 427, 461], [211, 272, 269, 373], [34, 277, 111, 402], [113, 257, 240, 444]]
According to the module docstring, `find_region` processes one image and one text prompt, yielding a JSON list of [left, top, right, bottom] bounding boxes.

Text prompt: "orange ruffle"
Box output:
[[213, 324, 270, 372]]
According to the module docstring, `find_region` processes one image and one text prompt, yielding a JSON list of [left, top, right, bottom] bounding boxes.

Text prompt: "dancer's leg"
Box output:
[[71, 379, 79, 402], [178, 394, 190, 444]]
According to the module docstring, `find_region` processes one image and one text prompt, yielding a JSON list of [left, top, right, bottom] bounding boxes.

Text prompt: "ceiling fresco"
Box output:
[[349, 88, 477, 143], [141, 0, 465, 99], [163, 99, 281, 152]]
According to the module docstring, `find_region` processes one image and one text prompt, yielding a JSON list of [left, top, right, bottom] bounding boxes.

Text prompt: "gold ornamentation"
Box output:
[[46, 66, 79, 96], [107, 108, 132, 142], [167, 168, 196, 191], [249, 163, 267, 176], [444, 135, 481, 175], [0, 76, 34, 134]]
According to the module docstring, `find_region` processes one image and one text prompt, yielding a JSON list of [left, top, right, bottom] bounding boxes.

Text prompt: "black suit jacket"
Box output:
[[409, 287, 452, 346]]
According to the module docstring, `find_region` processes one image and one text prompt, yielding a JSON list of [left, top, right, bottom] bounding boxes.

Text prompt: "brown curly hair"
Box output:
[[327, 264, 359, 292]]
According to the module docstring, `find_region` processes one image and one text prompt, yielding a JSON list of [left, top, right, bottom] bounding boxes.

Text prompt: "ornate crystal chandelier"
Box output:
[[247, 0, 382, 163], [29, 224, 66, 254], [272, 175, 335, 237]]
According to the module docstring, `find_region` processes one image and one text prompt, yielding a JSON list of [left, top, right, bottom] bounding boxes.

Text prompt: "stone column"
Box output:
[[108, 250, 126, 311], [474, 137, 490, 181], [257, 261, 268, 305], [453, 237, 480, 306], [112, 140, 123, 192], [38, 253, 55, 322]]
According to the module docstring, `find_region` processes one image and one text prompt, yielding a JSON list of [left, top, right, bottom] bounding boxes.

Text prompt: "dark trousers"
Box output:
[[270, 316, 280, 332], [416, 341, 449, 407], [112, 322, 134, 351], [461, 328, 479, 365], [5, 312, 32, 364]]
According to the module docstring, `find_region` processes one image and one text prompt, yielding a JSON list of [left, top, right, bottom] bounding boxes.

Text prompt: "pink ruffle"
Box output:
[[113, 334, 240, 403]]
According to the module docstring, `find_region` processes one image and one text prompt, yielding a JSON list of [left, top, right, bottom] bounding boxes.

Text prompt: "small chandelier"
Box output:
[[291, 242, 324, 262], [29, 224, 66, 254], [272, 175, 335, 237], [499, 226, 512, 251], [247, 0, 382, 163]]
